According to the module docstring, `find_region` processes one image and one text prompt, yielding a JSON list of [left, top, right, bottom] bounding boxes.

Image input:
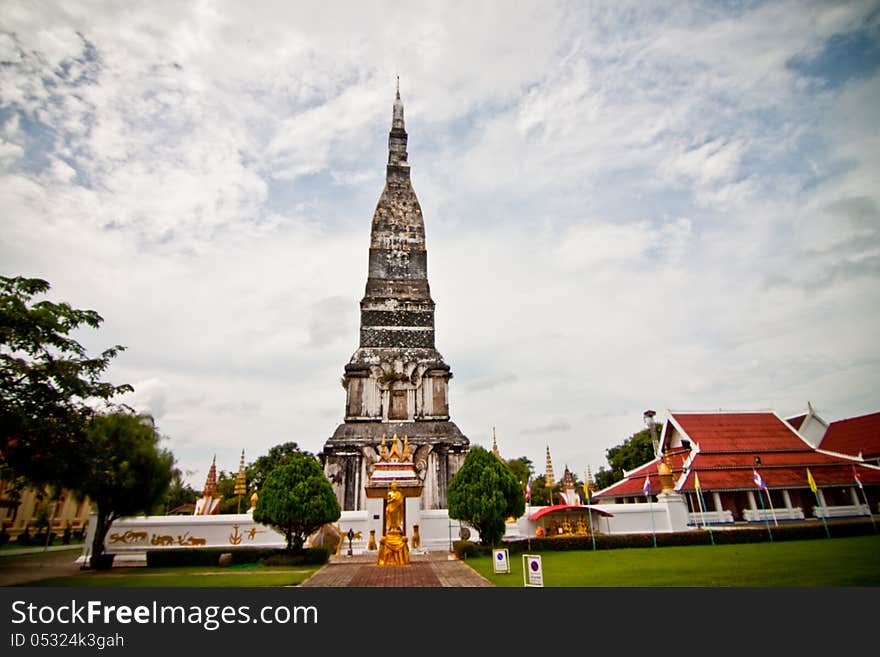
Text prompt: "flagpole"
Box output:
[[812, 488, 831, 539], [755, 488, 773, 542], [695, 475, 714, 546], [765, 488, 779, 527], [644, 476, 657, 548], [585, 469, 596, 551], [858, 486, 877, 534], [808, 469, 831, 539], [854, 469, 876, 534]]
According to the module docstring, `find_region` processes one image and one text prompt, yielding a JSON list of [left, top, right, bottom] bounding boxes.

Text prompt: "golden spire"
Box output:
[[402, 435, 411, 461], [379, 434, 389, 461], [491, 427, 502, 460], [389, 433, 402, 461], [234, 449, 247, 513], [545, 445, 555, 488], [234, 450, 247, 496]]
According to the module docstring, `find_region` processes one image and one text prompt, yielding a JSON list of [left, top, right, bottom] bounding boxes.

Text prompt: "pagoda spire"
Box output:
[[545, 446, 555, 489], [234, 449, 247, 513], [203, 455, 218, 498], [491, 427, 502, 460], [387, 79, 409, 173]]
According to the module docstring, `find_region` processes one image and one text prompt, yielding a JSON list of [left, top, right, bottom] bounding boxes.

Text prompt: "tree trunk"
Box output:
[[89, 509, 114, 569]]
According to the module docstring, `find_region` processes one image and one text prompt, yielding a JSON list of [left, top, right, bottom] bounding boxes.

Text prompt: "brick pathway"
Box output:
[[299, 552, 493, 587]]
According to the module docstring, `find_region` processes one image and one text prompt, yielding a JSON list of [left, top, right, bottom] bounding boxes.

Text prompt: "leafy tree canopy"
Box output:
[[594, 427, 656, 490], [505, 456, 533, 489], [252, 453, 340, 552], [526, 475, 557, 507], [163, 468, 199, 514], [447, 446, 525, 546], [249, 441, 307, 492], [76, 411, 175, 567], [0, 276, 131, 488]]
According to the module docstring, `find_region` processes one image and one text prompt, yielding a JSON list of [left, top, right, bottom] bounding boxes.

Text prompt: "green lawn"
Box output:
[[20, 562, 323, 587], [465, 535, 880, 586]]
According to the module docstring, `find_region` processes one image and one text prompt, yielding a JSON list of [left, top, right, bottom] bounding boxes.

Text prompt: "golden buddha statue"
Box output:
[[377, 481, 410, 566], [384, 481, 404, 532]]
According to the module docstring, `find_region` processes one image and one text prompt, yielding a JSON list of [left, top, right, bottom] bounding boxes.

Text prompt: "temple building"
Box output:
[[321, 85, 469, 511], [0, 483, 91, 541], [593, 409, 880, 524]]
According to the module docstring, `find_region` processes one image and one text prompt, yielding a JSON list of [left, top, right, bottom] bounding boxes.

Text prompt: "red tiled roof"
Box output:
[[673, 412, 808, 452], [594, 450, 690, 498], [819, 412, 880, 460], [594, 410, 880, 498]]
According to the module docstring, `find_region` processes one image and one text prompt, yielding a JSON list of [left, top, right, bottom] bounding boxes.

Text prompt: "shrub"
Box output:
[[145, 547, 331, 568], [453, 540, 482, 560], [499, 519, 877, 553], [15, 527, 32, 546], [0, 525, 9, 547]]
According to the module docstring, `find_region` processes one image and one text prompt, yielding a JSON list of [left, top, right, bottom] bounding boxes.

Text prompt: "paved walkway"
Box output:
[[299, 552, 493, 587], [0, 548, 84, 587]]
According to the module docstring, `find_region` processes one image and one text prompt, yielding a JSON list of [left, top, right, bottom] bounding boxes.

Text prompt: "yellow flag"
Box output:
[[694, 472, 701, 491], [807, 468, 818, 494]]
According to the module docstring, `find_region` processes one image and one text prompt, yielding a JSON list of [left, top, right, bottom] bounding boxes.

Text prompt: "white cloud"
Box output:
[[2, 0, 879, 486]]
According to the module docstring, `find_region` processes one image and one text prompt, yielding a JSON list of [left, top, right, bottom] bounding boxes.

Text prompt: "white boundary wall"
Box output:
[[82, 495, 690, 563]]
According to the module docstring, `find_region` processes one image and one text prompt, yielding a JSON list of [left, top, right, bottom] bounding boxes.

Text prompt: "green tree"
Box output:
[[447, 446, 526, 546], [249, 441, 305, 491], [0, 276, 131, 488], [75, 411, 175, 568], [505, 456, 533, 490], [252, 453, 340, 552], [594, 428, 656, 490], [164, 468, 199, 513], [527, 474, 557, 506]]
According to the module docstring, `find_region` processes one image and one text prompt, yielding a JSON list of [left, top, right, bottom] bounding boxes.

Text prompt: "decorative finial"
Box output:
[[396, 75, 400, 97]]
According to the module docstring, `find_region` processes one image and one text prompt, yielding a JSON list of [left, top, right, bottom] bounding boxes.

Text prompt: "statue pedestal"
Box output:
[[377, 528, 410, 566]]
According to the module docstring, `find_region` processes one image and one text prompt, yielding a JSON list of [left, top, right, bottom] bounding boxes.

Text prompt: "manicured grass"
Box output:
[[20, 563, 323, 587], [465, 535, 880, 587]]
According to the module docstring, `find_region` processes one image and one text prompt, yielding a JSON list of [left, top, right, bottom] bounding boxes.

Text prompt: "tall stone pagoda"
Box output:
[[321, 84, 469, 511]]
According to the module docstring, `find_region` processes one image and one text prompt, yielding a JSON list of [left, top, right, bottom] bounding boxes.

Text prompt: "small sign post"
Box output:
[[492, 548, 510, 574], [523, 554, 543, 587]]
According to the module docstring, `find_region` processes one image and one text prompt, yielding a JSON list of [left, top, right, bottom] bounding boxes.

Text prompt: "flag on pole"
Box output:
[[753, 469, 767, 490], [643, 475, 651, 497], [853, 466, 864, 490], [694, 472, 701, 491], [525, 479, 531, 502], [806, 468, 818, 494]]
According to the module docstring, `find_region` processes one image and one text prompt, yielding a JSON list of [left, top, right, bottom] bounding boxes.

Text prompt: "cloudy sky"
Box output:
[[2, 1, 879, 489]]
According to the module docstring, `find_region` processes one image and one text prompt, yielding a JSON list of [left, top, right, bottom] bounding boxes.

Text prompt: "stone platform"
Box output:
[[299, 552, 492, 587]]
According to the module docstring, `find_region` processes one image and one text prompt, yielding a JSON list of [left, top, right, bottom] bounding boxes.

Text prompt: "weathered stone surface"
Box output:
[[321, 86, 470, 512]]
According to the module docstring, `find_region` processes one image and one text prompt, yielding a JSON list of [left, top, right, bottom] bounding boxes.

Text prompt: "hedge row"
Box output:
[[458, 519, 878, 556], [144, 547, 331, 568]]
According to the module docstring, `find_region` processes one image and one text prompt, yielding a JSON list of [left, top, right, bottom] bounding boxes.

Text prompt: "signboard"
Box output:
[[523, 554, 543, 587], [492, 548, 510, 574]]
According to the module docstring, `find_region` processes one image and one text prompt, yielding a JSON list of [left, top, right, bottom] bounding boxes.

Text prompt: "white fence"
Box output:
[[813, 504, 871, 519], [688, 510, 734, 525], [743, 507, 806, 522]]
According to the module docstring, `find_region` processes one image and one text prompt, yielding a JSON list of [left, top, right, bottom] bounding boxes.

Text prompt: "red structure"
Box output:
[[594, 410, 880, 524]]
